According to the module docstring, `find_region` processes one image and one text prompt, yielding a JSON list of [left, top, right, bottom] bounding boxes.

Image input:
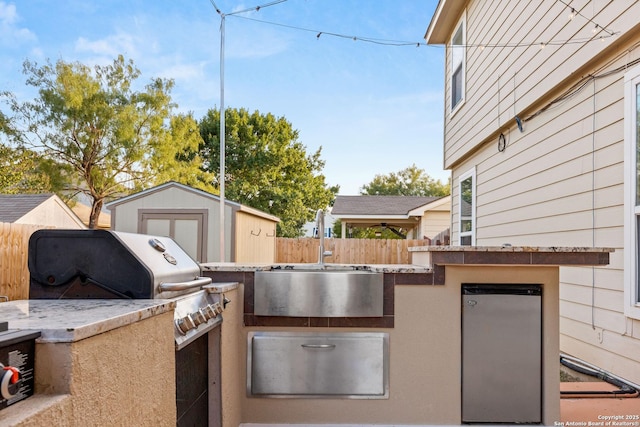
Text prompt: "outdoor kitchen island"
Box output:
[[0, 299, 177, 426], [202, 246, 612, 427]]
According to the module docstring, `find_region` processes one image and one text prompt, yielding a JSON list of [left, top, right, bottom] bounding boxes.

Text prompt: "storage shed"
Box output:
[[0, 194, 86, 229], [105, 182, 279, 263]]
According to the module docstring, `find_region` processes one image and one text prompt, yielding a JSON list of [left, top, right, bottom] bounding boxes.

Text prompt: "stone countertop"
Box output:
[[410, 245, 613, 268], [409, 246, 615, 253], [201, 262, 431, 274], [0, 299, 175, 343]]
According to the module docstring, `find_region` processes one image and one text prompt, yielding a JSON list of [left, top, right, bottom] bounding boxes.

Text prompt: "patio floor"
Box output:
[[560, 382, 640, 424]]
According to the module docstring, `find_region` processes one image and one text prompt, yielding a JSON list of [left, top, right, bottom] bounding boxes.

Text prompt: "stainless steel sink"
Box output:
[[254, 268, 384, 317]]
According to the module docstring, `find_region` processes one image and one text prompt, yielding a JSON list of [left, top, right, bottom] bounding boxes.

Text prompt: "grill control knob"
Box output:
[[175, 314, 196, 335], [211, 302, 223, 315], [202, 305, 216, 320], [192, 310, 207, 326], [206, 303, 217, 317]]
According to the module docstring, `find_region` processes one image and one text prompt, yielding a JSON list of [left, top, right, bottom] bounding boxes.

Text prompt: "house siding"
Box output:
[[421, 210, 450, 241], [437, 0, 640, 384], [442, 0, 640, 169]]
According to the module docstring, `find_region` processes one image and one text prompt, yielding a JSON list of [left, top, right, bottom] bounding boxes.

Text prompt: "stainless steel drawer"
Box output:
[[247, 332, 389, 398]]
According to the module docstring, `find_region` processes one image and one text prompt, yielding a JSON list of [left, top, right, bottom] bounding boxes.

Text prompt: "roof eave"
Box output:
[[407, 195, 451, 216], [333, 214, 413, 220], [425, 0, 467, 44], [238, 204, 280, 223]]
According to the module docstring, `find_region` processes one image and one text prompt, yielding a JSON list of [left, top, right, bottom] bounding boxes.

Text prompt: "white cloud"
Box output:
[[74, 32, 138, 58], [155, 62, 204, 81], [0, 2, 36, 45], [0, 2, 18, 24]]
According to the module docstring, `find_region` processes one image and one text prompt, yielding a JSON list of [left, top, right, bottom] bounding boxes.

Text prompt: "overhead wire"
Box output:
[[229, 14, 424, 47], [555, 0, 617, 36], [227, 0, 289, 16], [523, 43, 640, 122], [209, 0, 288, 17], [209, 0, 222, 15], [219, 0, 619, 50]]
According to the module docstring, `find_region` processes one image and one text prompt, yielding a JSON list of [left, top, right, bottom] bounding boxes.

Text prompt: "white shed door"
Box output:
[[139, 210, 206, 262]]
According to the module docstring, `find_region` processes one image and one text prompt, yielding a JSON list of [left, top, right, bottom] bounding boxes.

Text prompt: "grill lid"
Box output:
[[28, 229, 204, 299]]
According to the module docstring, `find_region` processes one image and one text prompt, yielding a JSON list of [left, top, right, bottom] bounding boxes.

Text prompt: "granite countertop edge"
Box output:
[[408, 246, 616, 253], [201, 263, 432, 274], [0, 299, 176, 343]]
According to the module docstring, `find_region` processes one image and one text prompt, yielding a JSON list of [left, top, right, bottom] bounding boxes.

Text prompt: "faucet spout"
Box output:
[[315, 209, 332, 264]]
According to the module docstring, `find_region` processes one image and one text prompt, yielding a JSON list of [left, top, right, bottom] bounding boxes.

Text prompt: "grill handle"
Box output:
[[158, 277, 212, 293]]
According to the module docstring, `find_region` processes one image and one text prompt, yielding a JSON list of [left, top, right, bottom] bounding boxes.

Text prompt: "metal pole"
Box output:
[[219, 15, 226, 262]]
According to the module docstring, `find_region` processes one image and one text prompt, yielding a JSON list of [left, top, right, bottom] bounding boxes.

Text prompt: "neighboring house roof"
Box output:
[[0, 194, 52, 223], [105, 181, 280, 223], [0, 193, 86, 228], [332, 195, 444, 216], [331, 195, 450, 228]]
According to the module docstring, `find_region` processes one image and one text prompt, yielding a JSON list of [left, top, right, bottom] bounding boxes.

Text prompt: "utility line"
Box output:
[[229, 13, 617, 49], [230, 14, 424, 47], [556, 0, 617, 36], [227, 0, 288, 16], [210, 0, 288, 17], [523, 47, 640, 122]]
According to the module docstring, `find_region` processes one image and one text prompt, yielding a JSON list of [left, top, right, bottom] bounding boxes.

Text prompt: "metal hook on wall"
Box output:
[[251, 228, 261, 236]]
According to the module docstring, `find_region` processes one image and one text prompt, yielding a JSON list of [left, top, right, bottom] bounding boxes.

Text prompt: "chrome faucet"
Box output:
[[315, 209, 332, 264]]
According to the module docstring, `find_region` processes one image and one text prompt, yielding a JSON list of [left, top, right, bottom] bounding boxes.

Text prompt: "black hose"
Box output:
[[560, 357, 639, 396]]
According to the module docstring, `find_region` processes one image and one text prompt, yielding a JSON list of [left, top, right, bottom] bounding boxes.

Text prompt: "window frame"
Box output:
[[458, 167, 476, 246], [623, 64, 640, 320], [449, 12, 466, 114]]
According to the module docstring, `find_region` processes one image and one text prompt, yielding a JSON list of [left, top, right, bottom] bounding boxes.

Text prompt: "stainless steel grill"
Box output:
[[28, 229, 223, 426], [28, 229, 224, 348], [29, 229, 206, 297]]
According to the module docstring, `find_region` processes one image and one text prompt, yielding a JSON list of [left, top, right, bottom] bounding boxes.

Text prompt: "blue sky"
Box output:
[[0, 0, 446, 195]]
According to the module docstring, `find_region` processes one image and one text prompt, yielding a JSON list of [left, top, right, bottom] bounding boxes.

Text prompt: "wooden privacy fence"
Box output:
[[276, 238, 430, 264], [0, 222, 51, 301]]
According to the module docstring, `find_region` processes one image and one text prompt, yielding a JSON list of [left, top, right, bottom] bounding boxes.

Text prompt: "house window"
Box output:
[[459, 167, 475, 246], [624, 65, 640, 319], [450, 15, 466, 112]]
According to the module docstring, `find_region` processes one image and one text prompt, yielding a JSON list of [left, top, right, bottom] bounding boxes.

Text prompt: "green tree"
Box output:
[[360, 164, 450, 197], [1, 56, 212, 228], [0, 144, 67, 194], [150, 113, 216, 192], [199, 108, 338, 237]]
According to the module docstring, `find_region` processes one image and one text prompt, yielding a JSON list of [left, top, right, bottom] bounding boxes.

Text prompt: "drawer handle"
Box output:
[[301, 344, 336, 349]]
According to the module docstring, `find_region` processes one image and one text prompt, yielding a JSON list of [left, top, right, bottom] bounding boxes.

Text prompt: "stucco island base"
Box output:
[[0, 311, 176, 427]]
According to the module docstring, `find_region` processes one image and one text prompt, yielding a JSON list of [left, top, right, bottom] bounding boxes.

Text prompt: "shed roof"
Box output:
[[0, 194, 53, 222], [106, 181, 279, 223]]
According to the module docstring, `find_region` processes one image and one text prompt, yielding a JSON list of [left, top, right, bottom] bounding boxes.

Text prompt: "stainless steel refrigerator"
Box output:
[[462, 284, 542, 424]]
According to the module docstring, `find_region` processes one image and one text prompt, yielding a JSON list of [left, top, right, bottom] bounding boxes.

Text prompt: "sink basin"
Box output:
[[254, 269, 384, 317]]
